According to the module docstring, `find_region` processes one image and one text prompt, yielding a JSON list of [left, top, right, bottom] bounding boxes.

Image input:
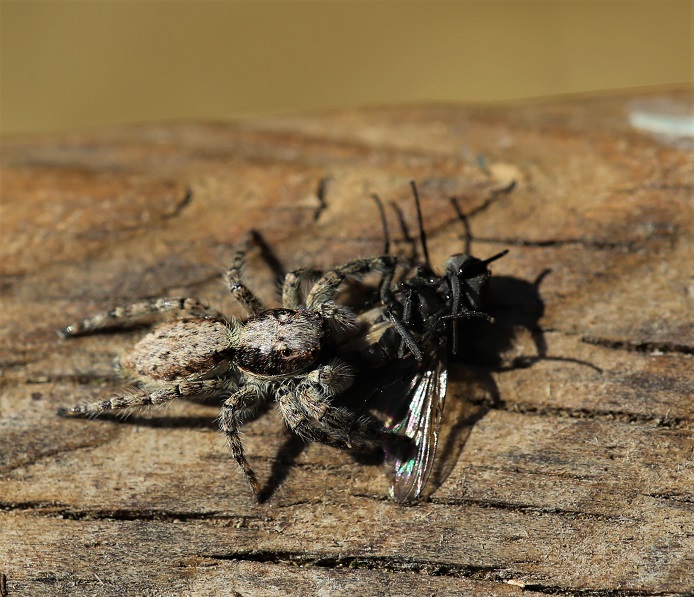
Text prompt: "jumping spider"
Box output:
[[58, 238, 396, 497]]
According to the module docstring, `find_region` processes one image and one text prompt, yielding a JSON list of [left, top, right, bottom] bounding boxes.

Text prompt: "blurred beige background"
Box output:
[[2, 1, 692, 136]]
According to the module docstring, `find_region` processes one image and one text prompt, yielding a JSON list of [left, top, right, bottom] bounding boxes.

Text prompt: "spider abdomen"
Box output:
[[121, 317, 235, 382]]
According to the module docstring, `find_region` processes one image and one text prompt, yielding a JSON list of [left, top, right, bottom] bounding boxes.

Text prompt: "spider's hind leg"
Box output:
[[56, 386, 178, 417], [57, 377, 234, 417], [58, 297, 223, 338]]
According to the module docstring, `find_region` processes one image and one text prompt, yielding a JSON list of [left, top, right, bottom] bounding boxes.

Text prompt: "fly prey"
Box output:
[[347, 181, 507, 502]]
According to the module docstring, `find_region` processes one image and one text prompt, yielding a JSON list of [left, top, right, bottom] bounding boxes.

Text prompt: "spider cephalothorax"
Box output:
[[58, 238, 396, 497], [235, 309, 323, 377]]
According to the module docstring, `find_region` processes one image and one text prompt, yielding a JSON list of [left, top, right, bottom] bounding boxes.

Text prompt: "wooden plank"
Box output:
[[1, 88, 692, 595]]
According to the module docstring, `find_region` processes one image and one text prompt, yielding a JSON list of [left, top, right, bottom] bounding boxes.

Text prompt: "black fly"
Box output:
[[351, 181, 507, 502]]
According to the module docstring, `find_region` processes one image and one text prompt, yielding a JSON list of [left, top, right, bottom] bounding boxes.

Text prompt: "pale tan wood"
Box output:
[[1, 88, 692, 595]]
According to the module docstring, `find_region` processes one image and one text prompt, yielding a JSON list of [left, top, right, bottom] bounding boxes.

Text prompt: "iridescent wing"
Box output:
[[385, 341, 448, 503]]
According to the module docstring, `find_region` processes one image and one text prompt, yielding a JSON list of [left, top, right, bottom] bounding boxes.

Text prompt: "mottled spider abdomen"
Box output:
[[120, 317, 236, 382], [236, 309, 323, 377]]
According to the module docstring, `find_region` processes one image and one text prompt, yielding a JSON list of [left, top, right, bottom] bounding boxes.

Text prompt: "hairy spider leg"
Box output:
[[299, 256, 397, 338], [57, 378, 236, 417], [281, 268, 323, 310], [58, 297, 224, 338], [306, 255, 396, 308], [276, 364, 387, 451], [219, 385, 266, 495], [225, 241, 266, 316]]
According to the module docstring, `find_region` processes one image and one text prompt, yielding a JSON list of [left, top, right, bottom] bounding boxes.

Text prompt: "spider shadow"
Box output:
[[256, 406, 387, 504], [65, 388, 320, 503], [80, 395, 273, 432], [256, 432, 308, 503]]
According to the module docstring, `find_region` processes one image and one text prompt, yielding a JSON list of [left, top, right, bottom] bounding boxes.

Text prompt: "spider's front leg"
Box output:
[[276, 361, 352, 445], [58, 297, 222, 338], [277, 388, 352, 449], [277, 360, 385, 451], [225, 241, 266, 316], [305, 255, 397, 310], [219, 385, 266, 496], [281, 268, 322, 310], [303, 256, 398, 340]]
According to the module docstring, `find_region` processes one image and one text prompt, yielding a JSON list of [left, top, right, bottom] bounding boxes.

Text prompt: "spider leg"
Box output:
[[281, 268, 322, 309], [219, 385, 266, 495], [305, 255, 396, 309], [279, 389, 389, 452], [304, 256, 396, 337], [277, 386, 351, 448], [278, 360, 387, 451], [276, 360, 351, 423], [225, 241, 266, 316], [58, 297, 223, 338], [56, 378, 233, 416]]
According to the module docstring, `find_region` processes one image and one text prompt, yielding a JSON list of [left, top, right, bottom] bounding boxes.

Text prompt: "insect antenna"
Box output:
[[482, 249, 509, 266], [409, 180, 431, 269], [449, 196, 473, 255], [370, 193, 391, 255]]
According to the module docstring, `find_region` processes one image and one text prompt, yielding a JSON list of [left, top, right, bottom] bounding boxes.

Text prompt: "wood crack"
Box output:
[[203, 550, 508, 580], [474, 236, 637, 250], [202, 551, 686, 596], [490, 401, 691, 428], [0, 501, 267, 525], [428, 498, 639, 522], [581, 336, 694, 356]]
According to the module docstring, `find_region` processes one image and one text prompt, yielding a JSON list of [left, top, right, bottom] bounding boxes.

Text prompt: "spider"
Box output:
[[57, 237, 397, 497]]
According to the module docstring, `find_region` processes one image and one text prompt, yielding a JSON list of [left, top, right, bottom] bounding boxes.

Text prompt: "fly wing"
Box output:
[[385, 341, 448, 503]]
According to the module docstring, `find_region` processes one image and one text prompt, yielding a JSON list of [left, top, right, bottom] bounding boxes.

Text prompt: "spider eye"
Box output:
[[281, 348, 292, 357]]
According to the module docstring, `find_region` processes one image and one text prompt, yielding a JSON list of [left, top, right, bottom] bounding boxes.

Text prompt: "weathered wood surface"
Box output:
[[1, 89, 692, 596]]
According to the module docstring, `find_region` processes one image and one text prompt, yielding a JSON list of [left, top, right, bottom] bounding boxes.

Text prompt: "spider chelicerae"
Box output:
[[57, 238, 397, 497]]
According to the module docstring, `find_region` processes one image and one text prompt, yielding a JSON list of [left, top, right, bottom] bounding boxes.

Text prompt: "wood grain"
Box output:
[[1, 88, 692, 596]]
